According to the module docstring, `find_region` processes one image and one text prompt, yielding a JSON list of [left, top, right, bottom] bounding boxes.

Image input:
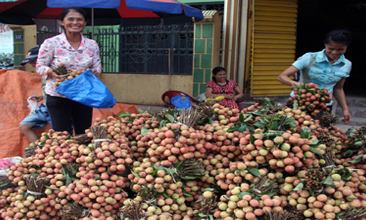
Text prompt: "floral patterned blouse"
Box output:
[[206, 80, 239, 109], [36, 33, 102, 97]]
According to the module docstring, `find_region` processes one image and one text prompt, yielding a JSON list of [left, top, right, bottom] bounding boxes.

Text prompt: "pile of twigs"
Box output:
[[175, 159, 206, 180], [24, 175, 49, 199], [338, 207, 366, 220], [317, 131, 336, 147], [323, 146, 335, 167], [195, 194, 217, 219], [61, 203, 90, 219], [304, 167, 331, 193], [24, 146, 38, 158], [318, 111, 338, 128], [198, 103, 217, 120], [177, 108, 202, 128], [266, 210, 293, 220], [0, 175, 16, 190], [90, 126, 108, 149], [251, 176, 277, 197], [120, 200, 145, 220], [285, 206, 305, 220], [70, 134, 92, 144]]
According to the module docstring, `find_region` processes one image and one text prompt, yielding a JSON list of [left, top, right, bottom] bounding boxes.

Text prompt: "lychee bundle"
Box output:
[[291, 82, 332, 115], [55, 68, 87, 87]]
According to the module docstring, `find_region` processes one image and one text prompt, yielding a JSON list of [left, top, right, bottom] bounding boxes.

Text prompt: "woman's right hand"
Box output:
[[224, 95, 234, 100], [47, 69, 64, 81]]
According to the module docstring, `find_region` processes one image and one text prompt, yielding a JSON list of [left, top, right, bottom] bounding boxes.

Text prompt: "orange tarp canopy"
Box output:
[[0, 69, 139, 158]]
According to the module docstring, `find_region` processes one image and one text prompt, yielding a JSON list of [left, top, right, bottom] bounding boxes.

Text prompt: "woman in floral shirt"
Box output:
[[206, 67, 244, 109], [36, 7, 102, 135]]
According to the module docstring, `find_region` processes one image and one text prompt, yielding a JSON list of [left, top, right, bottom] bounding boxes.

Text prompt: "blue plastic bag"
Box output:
[[56, 70, 116, 108], [171, 95, 192, 109]]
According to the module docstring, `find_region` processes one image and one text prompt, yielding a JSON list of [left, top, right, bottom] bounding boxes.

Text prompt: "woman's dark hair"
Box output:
[[323, 29, 352, 46], [60, 7, 87, 21], [212, 66, 226, 81]]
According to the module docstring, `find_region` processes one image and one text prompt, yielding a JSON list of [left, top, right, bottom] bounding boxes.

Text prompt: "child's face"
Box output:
[[29, 59, 37, 68]]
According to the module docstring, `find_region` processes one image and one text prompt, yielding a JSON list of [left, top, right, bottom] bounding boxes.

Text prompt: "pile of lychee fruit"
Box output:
[[0, 99, 365, 220]]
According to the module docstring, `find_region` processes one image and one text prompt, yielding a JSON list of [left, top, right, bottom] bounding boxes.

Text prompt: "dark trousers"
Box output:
[[46, 95, 93, 135]]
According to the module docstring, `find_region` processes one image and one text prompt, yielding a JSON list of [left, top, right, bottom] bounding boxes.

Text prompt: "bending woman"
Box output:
[[36, 7, 102, 135], [206, 67, 244, 109], [277, 29, 352, 123]]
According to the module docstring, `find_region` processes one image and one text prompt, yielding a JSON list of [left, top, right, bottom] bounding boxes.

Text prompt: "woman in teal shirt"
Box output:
[[278, 29, 352, 123]]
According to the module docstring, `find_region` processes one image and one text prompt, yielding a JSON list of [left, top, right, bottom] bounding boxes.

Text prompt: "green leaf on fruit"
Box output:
[[248, 168, 261, 177], [204, 188, 215, 191], [165, 114, 174, 123], [239, 113, 245, 122], [44, 134, 50, 140], [343, 150, 354, 157], [141, 126, 149, 136], [209, 215, 214, 220], [244, 114, 253, 122], [198, 213, 206, 217], [293, 182, 304, 191], [174, 161, 183, 169], [131, 170, 140, 177], [310, 188, 314, 196], [349, 154, 363, 163], [354, 141, 363, 146], [309, 140, 319, 147], [250, 135, 256, 144], [228, 125, 240, 132], [300, 128, 311, 139], [322, 174, 335, 187], [209, 118, 214, 125], [337, 168, 353, 180], [137, 109, 144, 113], [259, 192, 275, 197], [238, 124, 248, 133], [237, 192, 251, 197], [162, 191, 170, 198], [253, 122, 266, 129], [183, 192, 193, 197], [181, 176, 199, 180], [126, 119, 134, 124], [45, 185, 59, 190], [159, 120, 168, 128], [309, 147, 322, 157]]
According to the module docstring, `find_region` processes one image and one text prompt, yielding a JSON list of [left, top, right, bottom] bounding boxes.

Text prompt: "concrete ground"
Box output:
[[334, 123, 361, 132]]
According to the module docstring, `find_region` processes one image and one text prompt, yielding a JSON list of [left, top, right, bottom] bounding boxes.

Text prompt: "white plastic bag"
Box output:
[[27, 96, 38, 113], [0, 156, 23, 176]]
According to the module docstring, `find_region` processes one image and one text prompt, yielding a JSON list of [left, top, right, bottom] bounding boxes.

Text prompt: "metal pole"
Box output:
[[91, 8, 94, 39], [168, 48, 171, 91]]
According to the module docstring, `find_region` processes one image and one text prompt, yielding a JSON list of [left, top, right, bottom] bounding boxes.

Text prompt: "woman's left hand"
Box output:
[[342, 109, 352, 124], [91, 69, 98, 76]]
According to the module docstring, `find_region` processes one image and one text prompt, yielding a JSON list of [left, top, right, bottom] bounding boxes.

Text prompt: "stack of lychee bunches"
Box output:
[[1, 100, 365, 220], [290, 82, 333, 115]]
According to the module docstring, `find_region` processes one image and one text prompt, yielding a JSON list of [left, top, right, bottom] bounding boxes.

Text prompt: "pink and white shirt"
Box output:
[[36, 33, 102, 97]]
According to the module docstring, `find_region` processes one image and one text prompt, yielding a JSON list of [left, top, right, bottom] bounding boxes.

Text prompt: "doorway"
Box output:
[[297, 0, 366, 96]]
